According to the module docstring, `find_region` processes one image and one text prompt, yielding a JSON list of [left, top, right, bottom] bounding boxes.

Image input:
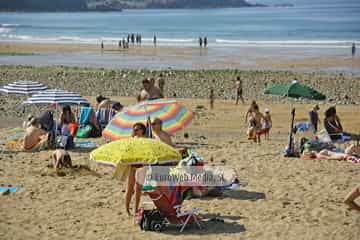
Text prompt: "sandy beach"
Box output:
[[0, 94, 360, 240]]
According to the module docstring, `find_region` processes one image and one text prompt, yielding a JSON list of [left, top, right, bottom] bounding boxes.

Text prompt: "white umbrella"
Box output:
[[0, 80, 48, 95]]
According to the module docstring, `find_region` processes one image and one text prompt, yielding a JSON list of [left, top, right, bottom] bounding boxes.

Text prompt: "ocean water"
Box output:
[[0, 1, 359, 48]]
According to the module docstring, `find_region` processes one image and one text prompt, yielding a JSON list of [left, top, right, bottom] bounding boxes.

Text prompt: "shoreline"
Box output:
[[0, 42, 359, 74]]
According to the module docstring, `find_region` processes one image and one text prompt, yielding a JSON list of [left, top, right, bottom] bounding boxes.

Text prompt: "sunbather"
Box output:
[[96, 95, 112, 110], [132, 122, 147, 138], [324, 106, 360, 141], [23, 118, 49, 151], [151, 118, 173, 146], [303, 146, 360, 163], [344, 184, 360, 212]]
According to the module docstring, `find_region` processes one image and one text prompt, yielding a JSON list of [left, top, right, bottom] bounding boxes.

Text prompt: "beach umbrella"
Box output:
[[22, 89, 89, 106], [0, 80, 48, 95], [90, 137, 182, 179], [102, 99, 194, 140], [263, 80, 326, 100]]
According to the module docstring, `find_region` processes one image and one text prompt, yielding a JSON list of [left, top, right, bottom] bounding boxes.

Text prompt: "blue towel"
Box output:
[[79, 107, 93, 125], [0, 187, 17, 193], [296, 122, 312, 132]]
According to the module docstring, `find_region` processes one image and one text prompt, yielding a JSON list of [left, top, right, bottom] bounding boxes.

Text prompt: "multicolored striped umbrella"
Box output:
[[102, 99, 193, 140]]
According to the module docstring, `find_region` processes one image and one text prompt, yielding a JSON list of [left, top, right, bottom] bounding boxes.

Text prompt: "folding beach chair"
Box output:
[[139, 186, 202, 232], [96, 108, 114, 131]]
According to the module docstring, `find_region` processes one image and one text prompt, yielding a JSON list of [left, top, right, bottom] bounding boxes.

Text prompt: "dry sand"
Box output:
[[0, 97, 359, 240]]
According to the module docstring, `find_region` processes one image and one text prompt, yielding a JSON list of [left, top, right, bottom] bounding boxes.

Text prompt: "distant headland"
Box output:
[[0, 0, 266, 12]]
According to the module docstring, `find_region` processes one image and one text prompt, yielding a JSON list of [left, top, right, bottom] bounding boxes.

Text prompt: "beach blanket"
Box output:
[[296, 122, 312, 132], [75, 141, 98, 149], [0, 187, 18, 193]]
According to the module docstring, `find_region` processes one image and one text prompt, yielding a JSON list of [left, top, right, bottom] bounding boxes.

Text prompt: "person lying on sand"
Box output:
[[344, 184, 360, 212], [151, 118, 173, 146], [23, 118, 49, 152], [303, 145, 360, 163], [52, 149, 72, 171]]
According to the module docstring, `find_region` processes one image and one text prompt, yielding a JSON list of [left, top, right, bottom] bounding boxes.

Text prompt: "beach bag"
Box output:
[[59, 135, 74, 150], [136, 208, 165, 232], [76, 125, 94, 138]]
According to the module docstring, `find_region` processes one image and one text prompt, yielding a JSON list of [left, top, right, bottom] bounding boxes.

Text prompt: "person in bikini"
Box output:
[[251, 104, 265, 143]]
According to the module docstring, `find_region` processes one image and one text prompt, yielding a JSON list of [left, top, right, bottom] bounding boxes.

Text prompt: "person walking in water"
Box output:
[[153, 34, 157, 47], [101, 41, 104, 50], [352, 42, 356, 57], [199, 37, 203, 48], [204, 36, 208, 48], [235, 76, 244, 105]]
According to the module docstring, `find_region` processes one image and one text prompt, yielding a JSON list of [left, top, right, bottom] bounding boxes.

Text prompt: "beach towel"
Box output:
[[78, 107, 93, 125], [75, 141, 98, 149], [296, 122, 312, 132], [0, 187, 18, 193]]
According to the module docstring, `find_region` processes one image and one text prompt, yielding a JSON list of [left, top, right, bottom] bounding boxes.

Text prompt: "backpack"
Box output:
[[136, 208, 165, 232]]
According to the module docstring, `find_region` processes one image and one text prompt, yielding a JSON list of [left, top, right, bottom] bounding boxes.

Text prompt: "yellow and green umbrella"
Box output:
[[90, 138, 182, 179]]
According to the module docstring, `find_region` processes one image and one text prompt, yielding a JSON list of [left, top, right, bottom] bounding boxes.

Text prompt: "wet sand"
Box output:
[[0, 42, 359, 73]]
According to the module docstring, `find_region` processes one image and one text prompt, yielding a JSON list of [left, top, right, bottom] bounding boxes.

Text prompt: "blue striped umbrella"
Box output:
[[23, 89, 89, 106], [0, 80, 48, 95]]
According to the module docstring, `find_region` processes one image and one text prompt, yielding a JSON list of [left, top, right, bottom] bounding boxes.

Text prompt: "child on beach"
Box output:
[[262, 109, 272, 140], [52, 149, 72, 171]]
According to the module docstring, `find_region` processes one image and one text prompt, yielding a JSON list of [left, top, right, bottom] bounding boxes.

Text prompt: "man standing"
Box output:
[[235, 76, 244, 105], [153, 34, 157, 47], [352, 42, 356, 57], [158, 73, 165, 95], [309, 105, 320, 133]]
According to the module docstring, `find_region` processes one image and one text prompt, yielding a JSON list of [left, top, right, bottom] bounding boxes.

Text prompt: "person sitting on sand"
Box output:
[[245, 100, 257, 123], [52, 149, 72, 171], [151, 118, 173, 146], [324, 106, 360, 141], [262, 108, 272, 140], [112, 102, 123, 114], [138, 78, 164, 102], [132, 122, 147, 138], [23, 118, 49, 151], [344, 184, 360, 212], [60, 105, 76, 126]]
